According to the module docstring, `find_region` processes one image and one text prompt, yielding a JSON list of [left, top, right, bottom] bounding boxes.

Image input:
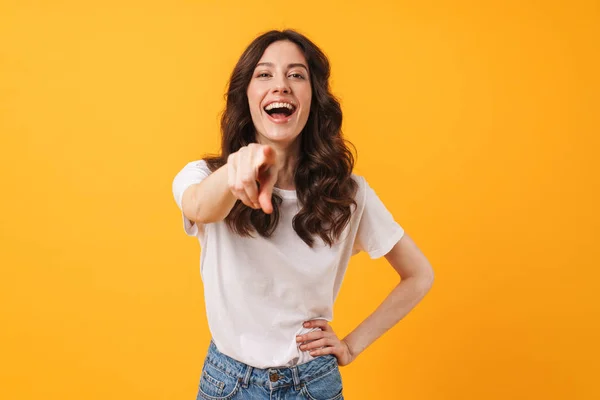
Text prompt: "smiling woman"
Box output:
[[172, 29, 434, 400], [248, 49, 311, 129]]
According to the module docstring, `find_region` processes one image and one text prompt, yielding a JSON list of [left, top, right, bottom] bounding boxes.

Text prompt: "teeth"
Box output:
[[264, 102, 295, 111]]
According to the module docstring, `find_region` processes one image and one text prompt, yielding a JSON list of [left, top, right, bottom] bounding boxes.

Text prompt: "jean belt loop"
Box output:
[[291, 365, 302, 391], [241, 365, 253, 388]]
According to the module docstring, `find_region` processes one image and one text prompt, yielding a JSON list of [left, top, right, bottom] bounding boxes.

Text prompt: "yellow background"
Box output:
[[1, 1, 598, 399]]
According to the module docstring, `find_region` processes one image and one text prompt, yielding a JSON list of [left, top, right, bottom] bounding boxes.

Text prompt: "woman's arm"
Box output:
[[342, 233, 434, 360], [181, 163, 237, 224], [299, 233, 434, 365], [182, 145, 279, 223]]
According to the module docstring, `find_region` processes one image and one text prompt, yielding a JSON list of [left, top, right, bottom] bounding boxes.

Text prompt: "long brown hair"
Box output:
[[203, 29, 358, 247]]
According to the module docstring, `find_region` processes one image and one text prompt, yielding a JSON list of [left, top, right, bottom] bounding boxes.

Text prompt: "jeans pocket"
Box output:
[[301, 364, 344, 400], [197, 361, 241, 400]]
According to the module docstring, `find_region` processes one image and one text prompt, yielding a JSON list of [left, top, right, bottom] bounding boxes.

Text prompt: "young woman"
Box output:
[[173, 29, 434, 400]]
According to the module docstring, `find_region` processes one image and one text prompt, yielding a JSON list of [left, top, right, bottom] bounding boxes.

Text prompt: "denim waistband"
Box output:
[[205, 339, 339, 390]]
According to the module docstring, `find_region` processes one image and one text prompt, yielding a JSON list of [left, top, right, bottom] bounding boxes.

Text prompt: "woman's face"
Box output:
[[247, 40, 312, 146]]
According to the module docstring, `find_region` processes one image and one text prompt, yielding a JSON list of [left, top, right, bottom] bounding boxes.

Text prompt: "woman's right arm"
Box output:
[[181, 144, 278, 224], [181, 163, 237, 224]]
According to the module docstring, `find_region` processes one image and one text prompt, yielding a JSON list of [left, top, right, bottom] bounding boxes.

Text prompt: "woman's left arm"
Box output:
[[341, 233, 434, 362], [299, 233, 434, 366]]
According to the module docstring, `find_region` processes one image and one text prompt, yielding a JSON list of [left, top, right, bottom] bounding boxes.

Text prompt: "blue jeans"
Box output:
[[196, 339, 344, 400]]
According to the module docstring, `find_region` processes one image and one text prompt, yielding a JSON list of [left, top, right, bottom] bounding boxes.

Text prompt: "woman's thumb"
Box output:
[[261, 145, 275, 165]]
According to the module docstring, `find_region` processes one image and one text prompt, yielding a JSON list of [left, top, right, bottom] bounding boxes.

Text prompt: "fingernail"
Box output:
[[304, 322, 309, 327]]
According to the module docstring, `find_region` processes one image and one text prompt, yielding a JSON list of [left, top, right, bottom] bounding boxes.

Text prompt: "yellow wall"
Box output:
[[1, 1, 598, 399]]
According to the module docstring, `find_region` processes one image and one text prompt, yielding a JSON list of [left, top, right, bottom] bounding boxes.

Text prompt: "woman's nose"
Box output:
[[273, 85, 290, 94], [272, 77, 291, 94]]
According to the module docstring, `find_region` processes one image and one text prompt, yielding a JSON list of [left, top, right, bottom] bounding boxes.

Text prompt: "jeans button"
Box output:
[[269, 372, 279, 382]]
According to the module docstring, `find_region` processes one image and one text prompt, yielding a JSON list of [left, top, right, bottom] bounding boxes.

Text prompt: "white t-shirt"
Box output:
[[172, 159, 404, 369]]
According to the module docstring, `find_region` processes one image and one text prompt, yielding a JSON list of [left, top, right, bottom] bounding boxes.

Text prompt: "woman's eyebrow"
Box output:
[[255, 62, 309, 72]]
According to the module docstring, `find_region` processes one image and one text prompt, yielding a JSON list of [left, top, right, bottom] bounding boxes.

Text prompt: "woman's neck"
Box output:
[[256, 135, 300, 190], [274, 156, 298, 190]]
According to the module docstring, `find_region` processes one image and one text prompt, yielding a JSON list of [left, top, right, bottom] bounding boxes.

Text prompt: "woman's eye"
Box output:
[[257, 73, 271, 78], [290, 73, 305, 79]]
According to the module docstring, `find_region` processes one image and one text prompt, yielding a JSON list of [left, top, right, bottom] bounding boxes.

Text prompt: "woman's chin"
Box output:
[[259, 125, 302, 143]]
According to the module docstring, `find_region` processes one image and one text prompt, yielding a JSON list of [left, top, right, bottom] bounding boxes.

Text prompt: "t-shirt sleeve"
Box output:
[[172, 159, 212, 237], [353, 177, 405, 259]]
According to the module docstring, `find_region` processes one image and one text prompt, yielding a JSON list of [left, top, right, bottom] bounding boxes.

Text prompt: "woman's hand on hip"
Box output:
[[296, 319, 355, 366]]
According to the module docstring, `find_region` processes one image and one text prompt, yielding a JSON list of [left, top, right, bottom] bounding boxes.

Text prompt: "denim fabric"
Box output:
[[196, 339, 344, 400]]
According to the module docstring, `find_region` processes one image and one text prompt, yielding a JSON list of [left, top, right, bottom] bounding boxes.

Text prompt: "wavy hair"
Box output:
[[202, 29, 358, 247]]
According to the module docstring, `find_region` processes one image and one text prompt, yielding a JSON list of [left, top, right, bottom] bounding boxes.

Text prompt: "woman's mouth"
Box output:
[[263, 101, 297, 124]]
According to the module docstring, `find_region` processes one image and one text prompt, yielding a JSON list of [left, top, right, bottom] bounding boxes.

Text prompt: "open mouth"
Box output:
[[263, 102, 297, 122]]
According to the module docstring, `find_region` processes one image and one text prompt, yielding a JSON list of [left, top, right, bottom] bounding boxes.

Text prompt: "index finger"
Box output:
[[304, 319, 329, 329]]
